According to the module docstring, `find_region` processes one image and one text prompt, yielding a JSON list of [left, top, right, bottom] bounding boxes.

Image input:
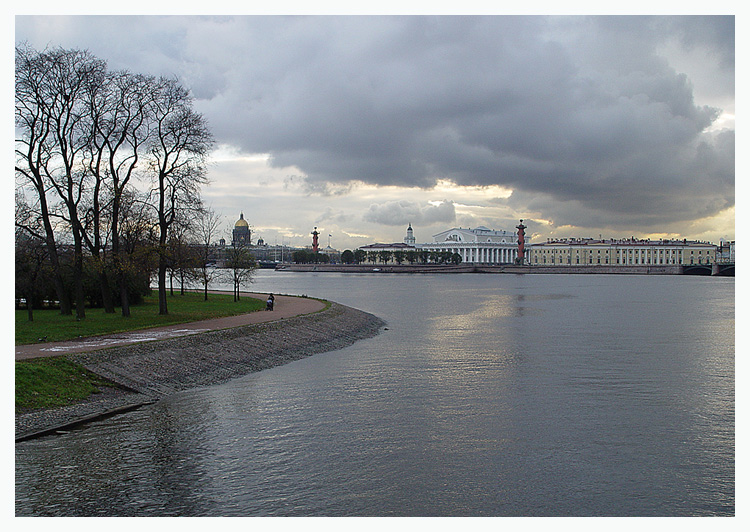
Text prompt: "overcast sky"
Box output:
[[14, 13, 736, 250]]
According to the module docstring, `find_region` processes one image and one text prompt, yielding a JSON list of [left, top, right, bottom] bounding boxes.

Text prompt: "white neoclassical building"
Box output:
[[356, 224, 525, 265], [418, 226, 525, 264]]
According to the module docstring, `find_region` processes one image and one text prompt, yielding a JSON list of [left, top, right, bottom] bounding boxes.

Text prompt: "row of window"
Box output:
[[531, 250, 713, 265], [536, 258, 712, 265], [533, 248, 709, 254]]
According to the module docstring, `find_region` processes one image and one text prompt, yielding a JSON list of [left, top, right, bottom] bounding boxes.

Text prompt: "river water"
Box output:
[[15, 271, 734, 516]]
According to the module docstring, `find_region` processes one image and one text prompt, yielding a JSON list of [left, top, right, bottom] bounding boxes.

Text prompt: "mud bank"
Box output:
[[16, 302, 386, 441]]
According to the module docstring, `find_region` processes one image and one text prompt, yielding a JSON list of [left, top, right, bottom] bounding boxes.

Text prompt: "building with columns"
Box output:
[[357, 224, 526, 264], [419, 226, 526, 264], [527, 238, 717, 266]]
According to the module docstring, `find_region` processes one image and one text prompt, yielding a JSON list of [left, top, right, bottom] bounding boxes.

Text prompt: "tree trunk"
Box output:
[[99, 268, 115, 313], [120, 279, 131, 318], [158, 257, 169, 315], [42, 223, 71, 315], [72, 231, 86, 320], [26, 292, 33, 322], [111, 206, 131, 317], [51, 261, 72, 315]]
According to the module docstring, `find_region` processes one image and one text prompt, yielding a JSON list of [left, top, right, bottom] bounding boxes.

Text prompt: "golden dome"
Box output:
[[235, 213, 249, 227]]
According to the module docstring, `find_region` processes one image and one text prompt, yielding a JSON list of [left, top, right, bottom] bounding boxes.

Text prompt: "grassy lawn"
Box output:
[[15, 291, 266, 345], [16, 357, 119, 412], [15, 291, 267, 413]]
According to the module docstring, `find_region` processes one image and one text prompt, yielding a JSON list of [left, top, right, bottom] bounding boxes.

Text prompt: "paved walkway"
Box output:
[[15, 292, 326, 361]]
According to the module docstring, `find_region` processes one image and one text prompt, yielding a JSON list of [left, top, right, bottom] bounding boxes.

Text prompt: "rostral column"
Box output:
[[516, 220, 527, 265], [311, 227, 320, 254]]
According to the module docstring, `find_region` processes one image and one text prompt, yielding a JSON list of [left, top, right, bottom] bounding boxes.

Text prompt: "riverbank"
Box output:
[[16, 292, 325, 360], [16, 301, 386, 441]]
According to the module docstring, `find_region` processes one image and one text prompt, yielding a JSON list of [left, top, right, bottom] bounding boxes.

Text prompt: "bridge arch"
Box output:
[[682, 264, 712, 276]]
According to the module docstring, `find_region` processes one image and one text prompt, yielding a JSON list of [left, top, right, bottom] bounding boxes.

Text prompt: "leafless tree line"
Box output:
[[15, 44, 216, 318]]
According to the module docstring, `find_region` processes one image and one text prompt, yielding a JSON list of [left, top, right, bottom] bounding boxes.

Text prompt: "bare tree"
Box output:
[[15, 44, 73, 315], [16, 45, 215, 319], [165, 216, 202, 296], [84, 70, 154, 316], [15, 45, 108, 320], [223, 244, 256, 302], [195, 207, 223, 300], [146, 77, 214, 315]]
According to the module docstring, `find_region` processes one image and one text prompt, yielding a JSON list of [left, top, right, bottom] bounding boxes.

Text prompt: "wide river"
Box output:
[[16, 271, 734, 516]]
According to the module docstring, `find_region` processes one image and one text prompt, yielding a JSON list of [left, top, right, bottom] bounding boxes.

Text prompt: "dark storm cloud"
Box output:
[[196, 16, 733, 229], [663, 15, 735, 68], [16, 15, 734, 232]]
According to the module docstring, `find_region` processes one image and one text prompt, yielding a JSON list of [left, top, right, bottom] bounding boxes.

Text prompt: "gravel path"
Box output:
[[16, 300, 386, 441]]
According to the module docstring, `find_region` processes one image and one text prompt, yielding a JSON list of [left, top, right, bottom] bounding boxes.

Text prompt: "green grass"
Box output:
[[15, 291, 266, 345], [16, 357, 118, 412]]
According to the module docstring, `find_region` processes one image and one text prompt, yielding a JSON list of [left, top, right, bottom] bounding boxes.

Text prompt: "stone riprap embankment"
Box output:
[[16, 302, 386, 441]]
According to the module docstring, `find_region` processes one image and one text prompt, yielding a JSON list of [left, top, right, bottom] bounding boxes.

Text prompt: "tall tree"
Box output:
[[85, 70, 153, 316], [15, 45, 74, 315], [146, 77, 214, 315], [17, 46, 214, 319], [15, 45, 108, 320]]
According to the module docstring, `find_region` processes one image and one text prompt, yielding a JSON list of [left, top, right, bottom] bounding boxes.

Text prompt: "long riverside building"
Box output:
[[527, 238, 717, 266]]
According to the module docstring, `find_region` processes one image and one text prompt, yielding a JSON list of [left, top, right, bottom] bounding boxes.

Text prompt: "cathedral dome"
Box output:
[[235, 213, 249, 227]]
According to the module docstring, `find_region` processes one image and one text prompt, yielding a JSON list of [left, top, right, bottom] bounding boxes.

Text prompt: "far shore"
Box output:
[[274, 263, 732, 275]]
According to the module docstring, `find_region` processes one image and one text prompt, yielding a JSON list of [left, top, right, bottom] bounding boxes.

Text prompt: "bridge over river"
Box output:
[[682, 263, 735, 276]]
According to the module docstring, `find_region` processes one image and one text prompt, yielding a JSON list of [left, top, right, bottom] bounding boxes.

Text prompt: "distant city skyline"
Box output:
[[14, 13, 735, 250]]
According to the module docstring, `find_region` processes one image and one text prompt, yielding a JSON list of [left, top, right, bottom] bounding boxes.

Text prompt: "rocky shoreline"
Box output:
[[16, 302, 386, 441]]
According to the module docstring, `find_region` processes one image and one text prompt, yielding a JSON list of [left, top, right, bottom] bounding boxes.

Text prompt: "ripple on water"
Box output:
[[16, 273, 734, 516]]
